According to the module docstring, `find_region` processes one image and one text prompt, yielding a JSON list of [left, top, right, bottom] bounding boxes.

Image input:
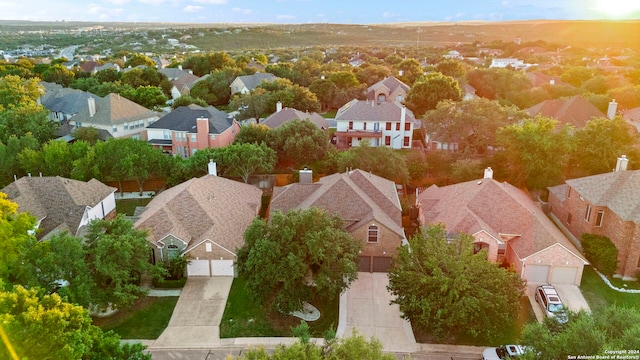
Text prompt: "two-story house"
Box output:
[[334, 99, 417, 150], [146, 104, 239, 158], [548, 156, 640, 279]]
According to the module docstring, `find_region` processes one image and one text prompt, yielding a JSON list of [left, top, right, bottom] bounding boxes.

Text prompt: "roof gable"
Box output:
[[527, 95, 606, 128], [261, 108, 329, 129], [71, 93, 158, 126], [335, 99, 416, 123], [147, 105, 233, 134]]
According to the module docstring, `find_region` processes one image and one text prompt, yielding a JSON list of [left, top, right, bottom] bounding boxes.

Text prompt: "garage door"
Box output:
[[211, 260, 235, 276], [551, 266, 578, 284], [187, 260, 211, 276], [524, 265, 549, 283]]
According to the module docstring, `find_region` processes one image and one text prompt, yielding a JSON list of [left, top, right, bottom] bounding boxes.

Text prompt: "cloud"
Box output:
[[106, 0, 130, 5], [183, 5, 204, 12], [231, 7, 252, 15], [193, 0, 227, 4], [382, 11, 400, 18], [138, 0, 167, 4]]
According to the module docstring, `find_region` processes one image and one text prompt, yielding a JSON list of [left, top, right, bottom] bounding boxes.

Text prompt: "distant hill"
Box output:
[[1, 20, 638, 51]]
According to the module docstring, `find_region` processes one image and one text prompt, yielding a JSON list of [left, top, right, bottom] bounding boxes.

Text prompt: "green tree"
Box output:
[[233, 123, 271, 145], [308, 78, 337, 111], [0, 285, 151, 360], [396, 58, 423, 85], [387, 224, 525, 342], [466, 68, 532, 105], [42, 63, 75, 87], [237, 208, 361, 314], [573, 117, 639, 175], [0, 193, 37, 282], [435, 59, 471, 78], [335, 141, 408, 182], [123, 53, 156, 68], [0, 101, 57, 144], [496, 116, 575, 190], [189, 68, 241, 105], [221, 142, 277, 183], [84, 215, 156, 311], [171, 95, 208, 109], [120, 85, 168, 109], [229, 87, 269, 121], [95, 68, 121, 83], [0, 134, 40, 187], [423, 98, 525, 155], [581, 234, 618, 276], [450, 158, 485, 183], [355, 64, 391, 86], [268, 119, 329, 166], [405, 72, 462, 117], [0, 75, 43, 108], [561, 66, 596, 87], [18, 139, 91, 179], [520, 306, 640, 360]]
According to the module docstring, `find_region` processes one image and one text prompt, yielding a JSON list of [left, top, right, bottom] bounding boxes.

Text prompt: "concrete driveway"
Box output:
[[526, 283, 590, 322], [152, 277, 232, 349], [339, 272, 418, 353]]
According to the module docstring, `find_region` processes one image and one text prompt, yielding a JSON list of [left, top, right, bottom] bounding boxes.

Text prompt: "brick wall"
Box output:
[[350, 221, 403, 258], [187, 240, 236, 261]]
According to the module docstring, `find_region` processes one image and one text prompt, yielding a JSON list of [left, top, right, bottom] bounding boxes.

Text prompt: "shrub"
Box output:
[[581, 233, 618, 276], [152, 278, 186, 289]]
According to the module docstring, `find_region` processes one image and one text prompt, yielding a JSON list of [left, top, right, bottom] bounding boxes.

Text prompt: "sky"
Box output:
[[1, 0, 639, 24]]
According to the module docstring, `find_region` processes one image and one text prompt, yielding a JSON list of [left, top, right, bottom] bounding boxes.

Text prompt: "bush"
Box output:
[[581, 233, 618, 276], [152, 278, 186, 289]]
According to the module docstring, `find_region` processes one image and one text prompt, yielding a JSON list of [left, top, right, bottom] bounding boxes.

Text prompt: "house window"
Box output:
[[163, 130, 171, 139], [396, 123, 400, 131], [191, 134, 196, 142], [124, 122, 129, 130], [205, 242, 212, 252], [567, 187, 571, 199], [374, 122, 380, 132], [403, 136, 410, 147], [567, 213, 572, 225], [112, 126, 118, 133], [386, 122, 392, 131], [584, 204, 592, 222], [167, 244, 180, 260], [596, 210, 604, 227], [377, 94, 386, 102], [363, 122, 367, 130], [385, 136, 391, 146], [404, 122, 411, 131], [368, 225, 379, 243], [348, 121, 353, 130]]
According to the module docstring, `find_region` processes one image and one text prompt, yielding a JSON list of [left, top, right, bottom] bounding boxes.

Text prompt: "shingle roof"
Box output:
[[70, 93, 158, 126], [366, 76, 410, 101], [270, 169, 403, 237], [417, 178, 586, 261], [171, 73, 201, 90], [40, 88, 101, 115], [335, 99, 416, 123], [158, 68, 193, 80], [623, 107, 640, 131], [147, 104, 234, 134], [1, 176, 116, 238], [527, 95, 606, 128], [562, 170, 640, 222], [235, 73, 277, 90], [261, 107, 329, 129], [134, 174, 262, 254]]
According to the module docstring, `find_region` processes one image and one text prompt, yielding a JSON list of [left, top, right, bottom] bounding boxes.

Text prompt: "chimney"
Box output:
[[299, 167, 312, 184], [607, 99, 618, 120], [276, 101, 282, 112], [398, 69, 403, 76], [208, 159, 217, 176], [483, 167, 493, 179], [615, 155, 628, 172], [399, 106, 407, 146], [549, 79, 555, 85], [88, 97, 96, 117]]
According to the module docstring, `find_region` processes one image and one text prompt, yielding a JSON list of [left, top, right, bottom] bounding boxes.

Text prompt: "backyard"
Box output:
[[580, 266, 640, 312]]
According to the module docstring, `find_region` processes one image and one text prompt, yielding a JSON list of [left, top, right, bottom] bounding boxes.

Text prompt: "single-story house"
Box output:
[[135, 162, 262, 277], [261, 102, 329, 129], [416, 169, 588, 285]]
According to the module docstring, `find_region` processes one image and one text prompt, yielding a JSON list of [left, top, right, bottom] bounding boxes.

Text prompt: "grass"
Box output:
[[92, 296, 179, 339], [580, 266, 640, 312], [115, 198, 152, 216], [220, 277, 339, 338]]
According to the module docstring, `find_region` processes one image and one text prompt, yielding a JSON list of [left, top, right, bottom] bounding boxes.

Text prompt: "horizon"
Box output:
[[1, 0, 639, 25]]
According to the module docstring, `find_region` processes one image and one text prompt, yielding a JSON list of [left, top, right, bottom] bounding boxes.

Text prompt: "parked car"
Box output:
[[482, 344, 527, 360], [535, 284, 568, 323]]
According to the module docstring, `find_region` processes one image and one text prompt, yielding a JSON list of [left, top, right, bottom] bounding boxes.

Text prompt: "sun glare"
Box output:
[[594, 0, 640, 17]]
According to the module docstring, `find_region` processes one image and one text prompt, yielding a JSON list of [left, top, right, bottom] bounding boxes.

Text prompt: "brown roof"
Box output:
[[366, 76, 410, 101], [134, 174, 262, 255], [70, 93, 158, 126], [335, 99, 416, 123], [527, 95, 606, 128], [270, 169, 403, 237], [261, 108, 329, 129], [417, 178, 586, 261], [1, 176, 116, 238], [558, 170, 640, 222], [527, 72, 568, 87]]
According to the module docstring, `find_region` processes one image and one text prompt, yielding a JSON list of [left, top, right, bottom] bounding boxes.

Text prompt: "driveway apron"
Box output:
[[152, 277, 232, 349]]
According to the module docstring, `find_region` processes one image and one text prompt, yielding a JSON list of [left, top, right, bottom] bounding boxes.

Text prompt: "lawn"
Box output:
[[220, 277, 339, 338], [580, 266, 640, 312], [92, 296, 178, 339], [115, 198, 151, 216]]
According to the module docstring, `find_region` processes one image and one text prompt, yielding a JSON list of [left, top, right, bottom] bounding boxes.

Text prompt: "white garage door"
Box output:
[[524, 265, 549, 283], [211, 260, 235, 276], [187, 260, 211, 276], [551, 266, 578, 284]]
